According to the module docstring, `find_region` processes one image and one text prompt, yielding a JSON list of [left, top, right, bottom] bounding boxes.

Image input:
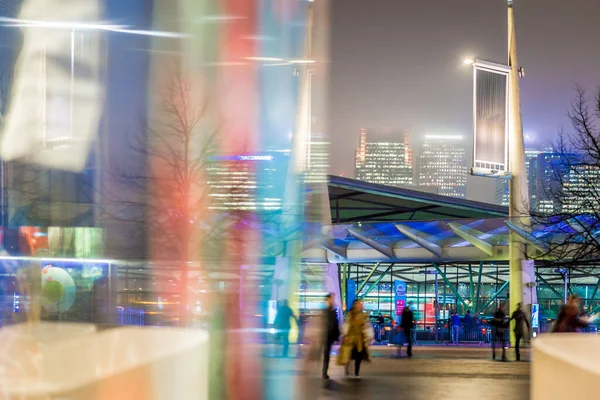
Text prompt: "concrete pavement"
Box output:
[[263, 346, 530, 400]]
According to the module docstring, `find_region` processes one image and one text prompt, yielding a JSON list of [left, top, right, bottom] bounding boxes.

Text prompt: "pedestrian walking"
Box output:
[[337, 300, 372, 378], [400, 303, 415, 357], [509, 303, 531, 361], [491, 303, 508, 361], [551, 295, 596, 333], [274, 299, 298, 358], [322, 294, 340, 380]]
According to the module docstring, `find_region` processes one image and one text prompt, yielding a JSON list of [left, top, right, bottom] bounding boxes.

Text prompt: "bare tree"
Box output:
[[109, 71, 218, 258], [531, 85, 600, 270], [100, 67, 255, 324]]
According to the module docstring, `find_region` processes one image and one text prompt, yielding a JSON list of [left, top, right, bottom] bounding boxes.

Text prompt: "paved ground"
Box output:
[[263, 346, 531, 400]]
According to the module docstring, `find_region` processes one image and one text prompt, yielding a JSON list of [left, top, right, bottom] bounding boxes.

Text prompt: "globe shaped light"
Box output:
[[40, 265, 76, 313]]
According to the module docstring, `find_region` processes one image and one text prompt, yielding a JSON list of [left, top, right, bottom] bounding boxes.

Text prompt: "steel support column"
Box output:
[[475, 262, 483, 314], [507, 0, 530, 347], [433, 263, 468, 309], [589, 279, 600, 314], [535, 273, 564, 300], [478, 281, 509, 314], [357, 264, 394, 301], [588, 278, 600, 314], [341, 263, 347, 311], [355, 262, 380, 295], [468, 263, 475, 308]]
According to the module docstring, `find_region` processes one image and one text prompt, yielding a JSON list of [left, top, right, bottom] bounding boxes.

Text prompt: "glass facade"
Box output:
[[355, 129, 414, 188], [299, 263, 600, 339], [418, 135, 468, 198]]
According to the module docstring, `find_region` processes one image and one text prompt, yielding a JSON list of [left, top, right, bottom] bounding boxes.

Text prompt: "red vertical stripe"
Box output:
[[218, 1, 262, 399]]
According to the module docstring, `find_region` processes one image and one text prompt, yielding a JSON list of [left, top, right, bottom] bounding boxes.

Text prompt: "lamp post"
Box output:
[[507, 0, 530, 347], [466, 1, 530, 346]]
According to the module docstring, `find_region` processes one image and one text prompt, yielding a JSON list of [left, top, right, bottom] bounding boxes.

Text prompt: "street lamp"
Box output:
[[463, 1, 529, 347], [506, 0, 530, 347]]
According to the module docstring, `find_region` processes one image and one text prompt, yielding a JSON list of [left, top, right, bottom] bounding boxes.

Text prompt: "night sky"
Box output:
[[328, 0, 600, 201], [2, 0, 599, 204]]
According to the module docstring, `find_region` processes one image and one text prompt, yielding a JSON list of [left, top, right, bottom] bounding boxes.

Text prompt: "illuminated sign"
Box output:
[[13, 292, 19, 313], [472, 60, 510, 176], [237, 155, 273, 161], [531, 303, 539, 329], [394, 281, 407, 316], [209, 154, 275, 162]]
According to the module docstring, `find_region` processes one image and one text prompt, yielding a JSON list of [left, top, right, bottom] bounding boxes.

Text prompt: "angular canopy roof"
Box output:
[[302, 177, 598, 269], [328, 175, 508, 223]]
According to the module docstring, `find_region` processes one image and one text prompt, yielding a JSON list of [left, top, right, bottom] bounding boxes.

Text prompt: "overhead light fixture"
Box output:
[[246, 57, 283, 62], [288, 59, 316, 64], [0, 17, 188, 38], [263, 63, 290, 67]]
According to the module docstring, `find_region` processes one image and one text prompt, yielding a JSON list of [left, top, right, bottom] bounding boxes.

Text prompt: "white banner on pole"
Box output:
[[472, 60, 510, 177], [0, 0, 104, 172]]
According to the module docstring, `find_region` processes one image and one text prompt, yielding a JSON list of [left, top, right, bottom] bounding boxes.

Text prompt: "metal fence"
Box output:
[[373, 323, 510, 346]]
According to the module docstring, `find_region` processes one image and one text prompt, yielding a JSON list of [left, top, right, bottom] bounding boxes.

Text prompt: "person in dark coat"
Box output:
[[322, 293, 340, 379], [491, 303, 507, 361], [552, 295, 588, 333], [463, 310, 474, 340], [401, 304, 415, 357], [274, 299, 298, 358], [463, 310, 474, 325], [510, 303, 531, 361]]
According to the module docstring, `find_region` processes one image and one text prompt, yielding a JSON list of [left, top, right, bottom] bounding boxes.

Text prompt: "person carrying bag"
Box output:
[[336, 300, 371, 378]]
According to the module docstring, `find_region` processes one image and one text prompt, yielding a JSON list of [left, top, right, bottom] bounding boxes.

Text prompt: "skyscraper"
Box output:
[[354, 130, 413, 187], [524, 147, 551, 210], [535, 151, 600, 214], [495, 179, 509, 206], [418, 135, 467, 198], [305, 131, 330, 184], [206, 153, 286, 211], [355, 128, 368, 170], [534, 152, 588, 214], [562, 164, 600, 214], [404, 132, 413, 169]]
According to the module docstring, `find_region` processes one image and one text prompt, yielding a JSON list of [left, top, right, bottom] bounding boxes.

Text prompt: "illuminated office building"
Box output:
[[534, 152, 600, 214], [561, 164, 600, 214], [355, 128, 368, 169], [495, 180, 509, 207], [535, 152, 568, 214], [418, 135, 467, 198], [495, 148, 546, 208], [525, 147, 552, 210], [354, 130, 413, 188], [206, 153, 285, 211], [404, 132, 413, 169], [305, 132, 330, 184]]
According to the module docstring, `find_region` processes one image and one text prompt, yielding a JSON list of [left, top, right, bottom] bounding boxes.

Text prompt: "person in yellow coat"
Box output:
[[336, 300, 373, 378]]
